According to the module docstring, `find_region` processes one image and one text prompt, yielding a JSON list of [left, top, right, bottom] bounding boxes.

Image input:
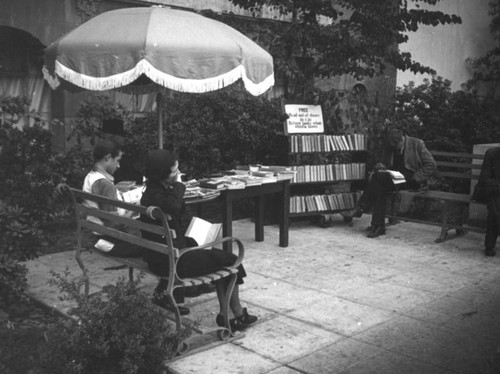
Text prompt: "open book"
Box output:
[[383, 170, 406, 184], [185, 217, 222, 248]]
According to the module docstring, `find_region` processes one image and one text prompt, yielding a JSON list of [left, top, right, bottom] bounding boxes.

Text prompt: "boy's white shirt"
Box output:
[[82, 169, 127, 226]]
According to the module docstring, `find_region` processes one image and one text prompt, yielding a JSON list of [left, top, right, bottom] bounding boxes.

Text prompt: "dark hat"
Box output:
[[145, 149, 177, 182]]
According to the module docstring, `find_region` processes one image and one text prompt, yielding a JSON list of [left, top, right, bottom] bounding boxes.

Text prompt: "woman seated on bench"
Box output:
[[140, 149, 257, 332]]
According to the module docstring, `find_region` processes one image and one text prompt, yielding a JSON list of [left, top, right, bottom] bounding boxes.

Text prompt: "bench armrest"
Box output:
[[177, 236, 245, 269]]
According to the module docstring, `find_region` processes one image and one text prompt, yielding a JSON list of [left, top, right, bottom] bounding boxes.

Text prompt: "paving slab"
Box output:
[[23, 216, 500, 374]]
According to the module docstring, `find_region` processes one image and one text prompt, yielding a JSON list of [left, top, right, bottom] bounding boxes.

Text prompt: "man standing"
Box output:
[[348, 128, 437, 238], [473, 147, 500, 257]]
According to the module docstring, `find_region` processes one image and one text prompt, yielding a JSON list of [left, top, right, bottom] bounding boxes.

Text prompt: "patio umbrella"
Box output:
[[43, 6, 274, 148]]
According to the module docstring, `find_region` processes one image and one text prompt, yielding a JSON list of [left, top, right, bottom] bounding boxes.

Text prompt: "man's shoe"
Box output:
[[367, 225, 385, 238], [485, 248, 496, 257], [153, 295, 190, 315]]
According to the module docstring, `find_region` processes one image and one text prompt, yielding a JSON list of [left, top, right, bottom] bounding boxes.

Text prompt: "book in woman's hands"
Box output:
[[185, 217, 222, 248], [383, 170, 406, 184]]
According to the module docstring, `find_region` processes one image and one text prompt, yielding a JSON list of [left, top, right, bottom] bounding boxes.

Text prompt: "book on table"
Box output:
[[199, 178, 227, 189], [383, 170, 406, 184], [185, 217, 222, 248]]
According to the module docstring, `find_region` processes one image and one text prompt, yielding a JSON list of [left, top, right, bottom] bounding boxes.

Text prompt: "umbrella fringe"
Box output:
[[49, 60, 274, 96]]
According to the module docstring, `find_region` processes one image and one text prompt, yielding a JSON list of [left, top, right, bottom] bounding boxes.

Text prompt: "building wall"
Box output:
[[397, 0, 495, 91]]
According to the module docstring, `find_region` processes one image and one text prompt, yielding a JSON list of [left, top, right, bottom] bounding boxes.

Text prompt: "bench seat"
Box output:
[[387, 151, 485, 243]]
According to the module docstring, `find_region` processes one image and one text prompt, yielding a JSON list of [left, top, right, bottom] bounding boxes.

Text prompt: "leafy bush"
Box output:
[[41, 272, 189, 374], [123, 87, 288, 179], [393, 76, 500, 152]]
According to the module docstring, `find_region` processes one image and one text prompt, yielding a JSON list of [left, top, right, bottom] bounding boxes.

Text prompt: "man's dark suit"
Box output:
[[360, 135, 436, 230], [474, 147, 500, 254]]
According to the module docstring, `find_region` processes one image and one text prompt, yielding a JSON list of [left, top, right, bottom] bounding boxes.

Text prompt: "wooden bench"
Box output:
[[56, 183, 244, 355], [388, 151, 486, 243]]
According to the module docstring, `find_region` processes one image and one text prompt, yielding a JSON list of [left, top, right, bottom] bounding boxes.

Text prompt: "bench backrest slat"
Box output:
[[435, 161, 482, 170], [76, 203, 169, 237], [71, 188, 153, 216], [437, 171, 479, 180], [81, 220, 172, 255], [431, 151, 484, 160]]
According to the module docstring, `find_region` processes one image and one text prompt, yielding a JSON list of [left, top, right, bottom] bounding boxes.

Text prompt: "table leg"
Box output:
[[280, 182, 290, 247], [255, 196, 264, 242], [223, 194, 233, 253]]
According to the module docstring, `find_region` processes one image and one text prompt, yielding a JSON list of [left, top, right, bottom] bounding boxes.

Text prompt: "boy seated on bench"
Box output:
[[82, 140, 142, 257], [346, 128, 437, 238]]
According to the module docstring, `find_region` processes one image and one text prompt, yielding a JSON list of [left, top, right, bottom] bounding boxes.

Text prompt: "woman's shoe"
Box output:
[[231, 308, 258, 331], [367, 225, 385, 238], [216, 308, 257, 332]]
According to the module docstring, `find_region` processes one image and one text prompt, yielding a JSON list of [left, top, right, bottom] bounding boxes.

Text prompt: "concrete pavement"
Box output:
[[25, 215, 500, 373]]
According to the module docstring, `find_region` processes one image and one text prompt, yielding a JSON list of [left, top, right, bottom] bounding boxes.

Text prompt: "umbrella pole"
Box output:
[[157, 92, 163, 149]]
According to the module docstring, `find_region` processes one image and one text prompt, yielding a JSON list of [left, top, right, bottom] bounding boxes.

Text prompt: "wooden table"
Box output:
[[186, 180, 290, 252]]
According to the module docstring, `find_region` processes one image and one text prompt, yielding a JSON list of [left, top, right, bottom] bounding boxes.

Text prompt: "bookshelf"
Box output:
[[287, 134, 367, 218]]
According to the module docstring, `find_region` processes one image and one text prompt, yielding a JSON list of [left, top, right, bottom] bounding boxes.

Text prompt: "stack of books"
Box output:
[[199, 178, 228, 190], [251, 170, 278, 183], [232, 175, 263, 186]]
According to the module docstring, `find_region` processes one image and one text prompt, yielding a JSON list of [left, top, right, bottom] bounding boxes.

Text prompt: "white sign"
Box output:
[[284, 105, 324, 134]]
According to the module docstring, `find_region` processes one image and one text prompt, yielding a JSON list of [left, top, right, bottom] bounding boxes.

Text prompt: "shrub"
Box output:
[[123, 87, 288, 180], [41, 272, 189, 374]]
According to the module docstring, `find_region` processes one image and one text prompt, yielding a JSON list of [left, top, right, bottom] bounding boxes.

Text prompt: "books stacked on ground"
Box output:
[[383, 170, 406, 184], [185, 217, 222, 248]]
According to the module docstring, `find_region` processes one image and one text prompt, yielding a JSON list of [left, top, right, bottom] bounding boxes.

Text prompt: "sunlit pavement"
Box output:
[[26, 215, 500, 374]]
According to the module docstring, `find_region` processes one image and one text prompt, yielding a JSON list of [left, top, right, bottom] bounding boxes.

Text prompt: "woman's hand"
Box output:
[[175, 169, 184, 183]]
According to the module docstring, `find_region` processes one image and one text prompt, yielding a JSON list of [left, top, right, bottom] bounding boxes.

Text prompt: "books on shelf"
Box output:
[[289, 191, 362, 214], [290, 163, 366, 183], [185, 217, 222, 248], [289, 134, 367, 153]]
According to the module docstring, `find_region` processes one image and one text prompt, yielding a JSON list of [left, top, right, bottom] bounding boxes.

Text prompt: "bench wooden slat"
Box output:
[[76, 203, 169, 237], [435, 161, 482, 169], [436, 171, 478, 180], [431, 151, 484, 159], [81, 220, 174, 255], [71, 188, 153, 215]]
